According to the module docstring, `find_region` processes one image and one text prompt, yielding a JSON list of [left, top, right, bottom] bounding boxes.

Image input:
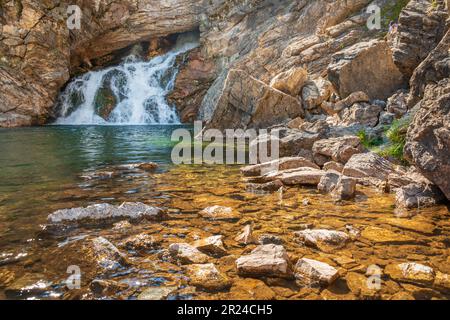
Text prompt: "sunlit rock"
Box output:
[[192, 235, 227, 256], [294, 229, 349, 252], [169, 243, 209, 265], [294, 258, 339, 287], [186, 263, 231, 291], [385, 262, 435, 286]]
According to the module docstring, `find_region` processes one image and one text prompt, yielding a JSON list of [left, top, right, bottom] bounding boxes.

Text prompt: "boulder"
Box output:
[[318, 171, 341, 194], [395, 183, 445, 209], [264, 168, 325, 186], [343, 152, 398, 186], [331, 175, 357, 201], [339, 103, 383, 127], [192, 235, 227, 257], [404, 78, 450, 200], [168, 243, 209, 265], [186, 263, 231, 291], [270, 67, 308, 96], [47, 202, 167, 225], [385, 263, 435, 286], [323, 161, 344, 173], [205, 69, 304, 131], [391, 0, 448, 78], [241, 157, 319, 177], [332, 91, 370, 114], [312, 136, 364, 164], [328, 40, 405, 100], [294, 258, 339, 287], [301, 77, 334, 110], [294, 229, 349, 252], [236, 244, 292, 278], [387, 90, 409, 118], [199, 206, 241, 221]]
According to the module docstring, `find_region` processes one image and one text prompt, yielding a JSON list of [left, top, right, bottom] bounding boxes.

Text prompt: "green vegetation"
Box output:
[[381, 0, 410, 27], [357, 129, 384, 149]]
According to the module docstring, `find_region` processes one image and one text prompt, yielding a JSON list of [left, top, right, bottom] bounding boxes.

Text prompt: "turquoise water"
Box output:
[[0, 125, 189, 249]]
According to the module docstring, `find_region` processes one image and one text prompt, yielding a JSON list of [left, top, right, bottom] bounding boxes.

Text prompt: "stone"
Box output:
[[90, 237, 129, 271], [312, 136, 364, 164], [228, 278, 276, 300], [331, 175, 356, 201], [323, 161, 344, 173], [294, 229, 350, 252], [404, 78, 450, 200], [383, 218, 436, 235], [346, 272, 380, 299], [47, 202, 167, 225], [395, 183, 445, 209], [385, 263, 435, 285], [328, 40, 405, 100], [241, 157, 319, 177], [119, 233, 160, 254], [136, 162, 159, 171], [343, 152, 398, 185], [287, 117, 305, 129], [137, 286, 177, 300], [205, 69, 304, 131], [265, 168, 324, 186], [236, 244, 292, 278], [339, 103, 383, 127], [234, 225, 257, 245], [270, 67, 308, 96], [294, 258, 339, 287], [391, 0, 448, 78], [186, 263, 231, 291], [361, 227, 415, 244], [199, 206, 241, 221], [4, 274, 52, 298], [246, 180, 283, 193], [332, 91, 370, 114], [168, 243, 209, 265], [192, 235, 227, 256], [387, 90, 409, 118], [318, 171, 341, 194], [434, 272, 450, 292], [301, 77, 334, 110], [258, 234, 284, 245], [90, 279, 129, 296], [0, 270, 15, 288]]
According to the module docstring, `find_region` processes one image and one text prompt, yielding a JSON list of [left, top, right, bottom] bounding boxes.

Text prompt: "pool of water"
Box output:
[[0, 126, 449, 300]]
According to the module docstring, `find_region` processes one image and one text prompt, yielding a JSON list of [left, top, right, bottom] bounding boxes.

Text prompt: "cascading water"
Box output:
[[55, 33, 199, 125]]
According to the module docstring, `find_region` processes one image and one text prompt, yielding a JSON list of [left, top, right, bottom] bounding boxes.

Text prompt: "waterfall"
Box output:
[[54, 33, 199, 125]]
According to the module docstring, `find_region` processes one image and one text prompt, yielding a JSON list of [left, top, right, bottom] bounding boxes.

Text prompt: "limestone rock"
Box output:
[[302, 77, 334, 110], [90, 237, 129, 271], [339, 103, 383, 127], [332, 91, 370, 114], [331, 175, 357, 201], [387, 90, 409, 118], [318, 171, 341, 194], [323, 161, 344, 173], [192, 235, 227, 256], [313, 136, 364, 164], [395, 183, 445, 209], [236, 244, 292, 278], [4, 274, 52, 299], [234, 225, 257, 245], [270, 67, 308, 96], [294, 258, 339, 287], [241, 157, 319, 177], [205, 69, 304, 131], [186, 263, 231, 291], [246, 180, 284, 193], [137, 286, 177, 300], [168, 243, 209, 265], [328, 40, 405, 100], [404, 78, 450, 200], [346, 272, 380, 299], [264, 168, 325, 186], [385, 263, 435, 286], [361, 227, 415, 244], [199, 206, 241, 221], [119, 233, 160, 254], [294, 229, 350, 252]]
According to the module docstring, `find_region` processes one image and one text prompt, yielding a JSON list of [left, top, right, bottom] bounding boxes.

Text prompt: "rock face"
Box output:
[[391, 0, 449, 78], [168, 48, 217, 122], [404, 78, 450, 200], [328, 40, 405, 100], [205, 69, 304, 131], [236, 244, 292, 278], [270, 67, 308, 96], [0, 0, 202, 127]]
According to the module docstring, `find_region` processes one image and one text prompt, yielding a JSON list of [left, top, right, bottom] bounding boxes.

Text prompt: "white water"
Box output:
[[55, 33, 199, 125]]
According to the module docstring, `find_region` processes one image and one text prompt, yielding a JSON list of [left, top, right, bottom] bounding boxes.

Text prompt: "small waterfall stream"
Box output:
[[55, 33, 199, 125]]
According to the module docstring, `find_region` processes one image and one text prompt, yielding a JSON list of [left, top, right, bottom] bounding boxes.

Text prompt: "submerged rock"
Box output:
[[186, 263, 231, 292], [246, 180, 283, 193], [91, 237, 129, 271], [346, 272, 380, 299], [4, 274, 52, 298], [199, 206, 241, 221], [294, 258, 339, 287], [168, 243, 209, 265], [234, 225, 257, 245], [192, 235, 227, 257], [236, 244, 292, 278], [47, 202, 167, 226], [258, 234, 284, 245], [294, 229, 350, 252], [119, 233, 161, 254], [137, 286, 177, 300], [385, 263, 435, 286], [228, 278, 276, 300], [361, 227, 415, 244], [90, 279, 129, 296]]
